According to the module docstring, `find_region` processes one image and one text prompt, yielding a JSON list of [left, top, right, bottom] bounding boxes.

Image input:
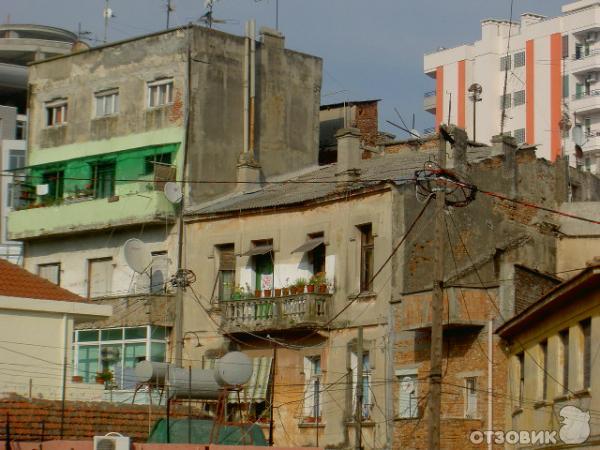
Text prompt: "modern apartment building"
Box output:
[[0, 24, 78, 263], [424, 0, 600, 173], [6, 24, 322, 401]]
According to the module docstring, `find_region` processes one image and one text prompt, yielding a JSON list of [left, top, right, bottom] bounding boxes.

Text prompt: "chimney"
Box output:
[[521, 13, 545, 27], [236, 153, 261, 193], [259, 26, 285, 49], [444, 125, 468, 171], [491, 134, 518, 195], [335, 128, 362, 186]]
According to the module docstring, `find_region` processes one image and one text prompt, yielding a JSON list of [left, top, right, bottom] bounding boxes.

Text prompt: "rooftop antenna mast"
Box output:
[[103, 0, 116, 43], [500, 0, 515, 135], [166, 0, 174, 29]]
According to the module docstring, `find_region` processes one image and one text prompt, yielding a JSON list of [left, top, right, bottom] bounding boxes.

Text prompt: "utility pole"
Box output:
[[355, 326, 363, 450], [268, 345, 277, 446], [427, 128, 448, 450], [173, 25, 193, 368]]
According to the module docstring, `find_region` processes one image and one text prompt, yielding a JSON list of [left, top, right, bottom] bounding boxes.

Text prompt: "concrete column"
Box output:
[[236, 152, 261, 193], [335, 127, 362, 187]]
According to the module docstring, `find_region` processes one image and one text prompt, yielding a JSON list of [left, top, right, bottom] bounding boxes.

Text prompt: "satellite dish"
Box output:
[[123, 238, 153, 274], [468, 83, 483, 95], [410, 129, 421, 138], [573, 125, 584, 146], [164, 182, 183, 204], [36, 184, 49, 196]]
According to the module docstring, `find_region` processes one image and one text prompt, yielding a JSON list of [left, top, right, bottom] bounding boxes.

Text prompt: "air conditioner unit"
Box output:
[[587, 72, 598, 83], [93, 434, 130, 450]]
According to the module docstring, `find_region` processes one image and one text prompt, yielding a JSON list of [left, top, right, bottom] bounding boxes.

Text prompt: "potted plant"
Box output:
[[71, 375, 83, 383], [264, 288, 272, 298], [293, 278, 307, 294], [274, 287, 282, 297], [311, 272, 327, 293], [95, 371, 113, 385], [254, 288, 262, 298]]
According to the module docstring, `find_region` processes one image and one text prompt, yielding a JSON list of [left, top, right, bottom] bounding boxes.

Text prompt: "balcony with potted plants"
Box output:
[[220, 273, 333, 334]]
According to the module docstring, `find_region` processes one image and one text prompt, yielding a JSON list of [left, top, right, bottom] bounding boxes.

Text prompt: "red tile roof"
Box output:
[[0, 259, 85, 303]]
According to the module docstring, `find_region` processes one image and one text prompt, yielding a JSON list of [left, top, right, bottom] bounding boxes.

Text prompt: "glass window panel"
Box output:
[[77, 345, 99, 383], [78, 330, 99, 342], [151, 342, 166, 362], [150, 326, 169, 339], [124, 342, 147, 368], [101, 344, 122, 374], [124, 327, 147, 339], [100, 328, 123, 341]]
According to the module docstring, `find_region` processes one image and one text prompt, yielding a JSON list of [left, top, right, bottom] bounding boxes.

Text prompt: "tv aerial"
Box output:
[[199, 0, 238, 28], [163, 182, 183, 204], [123, 238, 153, 274], [386, 108, 423, 144]]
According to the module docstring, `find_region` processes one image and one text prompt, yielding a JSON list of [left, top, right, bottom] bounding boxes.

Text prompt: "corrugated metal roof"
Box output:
[[187, 147, 492, 216]]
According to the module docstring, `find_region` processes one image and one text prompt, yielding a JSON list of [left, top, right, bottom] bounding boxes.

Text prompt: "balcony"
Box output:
[[571, 89, 600, 114], [399, 288, 488, 332], [7, 190, 176, 240], [220, 292, 332, 334], [570, 49, 600, 75], [424, 90, 437, 114]]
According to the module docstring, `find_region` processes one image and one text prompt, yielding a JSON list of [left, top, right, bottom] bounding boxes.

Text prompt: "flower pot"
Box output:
[[254, 289, 262, 298], [282, 288, 290, 296], [95, 377, 105, 385], [297, 285, 305, 294], [306, 285, 315, 293], [274, 288, 282, 297], [318, 284, 328, 293], [71, 375, 83, 383], [264, 289, 272, 298], [290, 286, 298, 295]]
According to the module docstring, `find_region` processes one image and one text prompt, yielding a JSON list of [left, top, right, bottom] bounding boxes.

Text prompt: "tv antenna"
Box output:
[[166, 0, 174, 29], [123, 238, 153, 274], [386, 107, 422, 143]]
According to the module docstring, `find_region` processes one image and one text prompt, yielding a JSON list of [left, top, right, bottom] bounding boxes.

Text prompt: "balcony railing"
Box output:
[[572, 48, 600, 60], [220, 292, 331, 333], [572, 89, 600, 101]]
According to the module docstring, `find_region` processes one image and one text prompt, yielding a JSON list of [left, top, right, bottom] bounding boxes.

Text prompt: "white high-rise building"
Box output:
[[424, 0, 600, 173]]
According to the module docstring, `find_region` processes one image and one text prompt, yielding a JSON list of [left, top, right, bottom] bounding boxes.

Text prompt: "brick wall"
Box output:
[[514, 266, 561, 315], [0, 395, 197, 441], [354, 102, 379, 148]]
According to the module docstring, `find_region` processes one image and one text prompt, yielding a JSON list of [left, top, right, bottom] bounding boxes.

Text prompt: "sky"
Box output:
[[4, 0, 567, 137]]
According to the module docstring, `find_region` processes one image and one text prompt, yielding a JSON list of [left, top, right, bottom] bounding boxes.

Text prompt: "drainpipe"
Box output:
[[249, 19, 256, 158], [487, 318, 493, 450], [243, 21, 250, 155], [59, 313, 68, 438]]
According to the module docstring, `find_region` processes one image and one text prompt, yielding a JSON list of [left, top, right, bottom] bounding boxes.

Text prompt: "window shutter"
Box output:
[[219, 246, 235, 271], [399, 374, 418, 418], [562, 35, 569, 59], [303, 357, 314, 417], [89, 258, 113, 297], [465, 377, 477, 418]]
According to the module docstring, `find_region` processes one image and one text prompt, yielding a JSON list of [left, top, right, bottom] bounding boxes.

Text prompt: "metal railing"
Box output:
[[572, 89, 600, 101], [571, 48, 600, 60], [221, 292, 331, 332]]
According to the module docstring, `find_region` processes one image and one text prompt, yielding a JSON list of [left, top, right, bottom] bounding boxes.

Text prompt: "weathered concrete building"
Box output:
[[182, 125, 600, 448], [6, 24, 322, 401], [497, 263, 600, 449]]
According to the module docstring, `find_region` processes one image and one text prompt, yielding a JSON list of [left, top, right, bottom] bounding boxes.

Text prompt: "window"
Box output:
[[88, 257, 113, 298], [45, 99, 68, 126], [517, 352, 525, 407], [149, 251, 168, 294], [42, 170, 64, 202], [144, 152, 173, 175], [251, 240, 274, 293], [397, 371, 419, 418], [581, 319, 591, 389], [147, 79, 174, 108], [514, 51, 525, 68], [513, 90, 525, 107], [563, 75, 570, 99], [93, 162, 116, 199], [540, 340, 548, 400], [584, 117, 592, 136], [74, 325, 168, 385], [514, 128, 526, 144], [465, 377, 477, 418], [559, 329, 569, 393], [217, 244, 235, 301], [358, 224, 374, 292], [15, 120, 26, 140], [562, 35, 569, 59], [500, 93, 511, 109], [303, 356, 323, 420], [8, 149, 25, 171], [38, 263, 60, 285], [500, 55, 511, 71], [351, 350, 372, 420], [95, 89, 119, 117], [308, 232, 325, 276]]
